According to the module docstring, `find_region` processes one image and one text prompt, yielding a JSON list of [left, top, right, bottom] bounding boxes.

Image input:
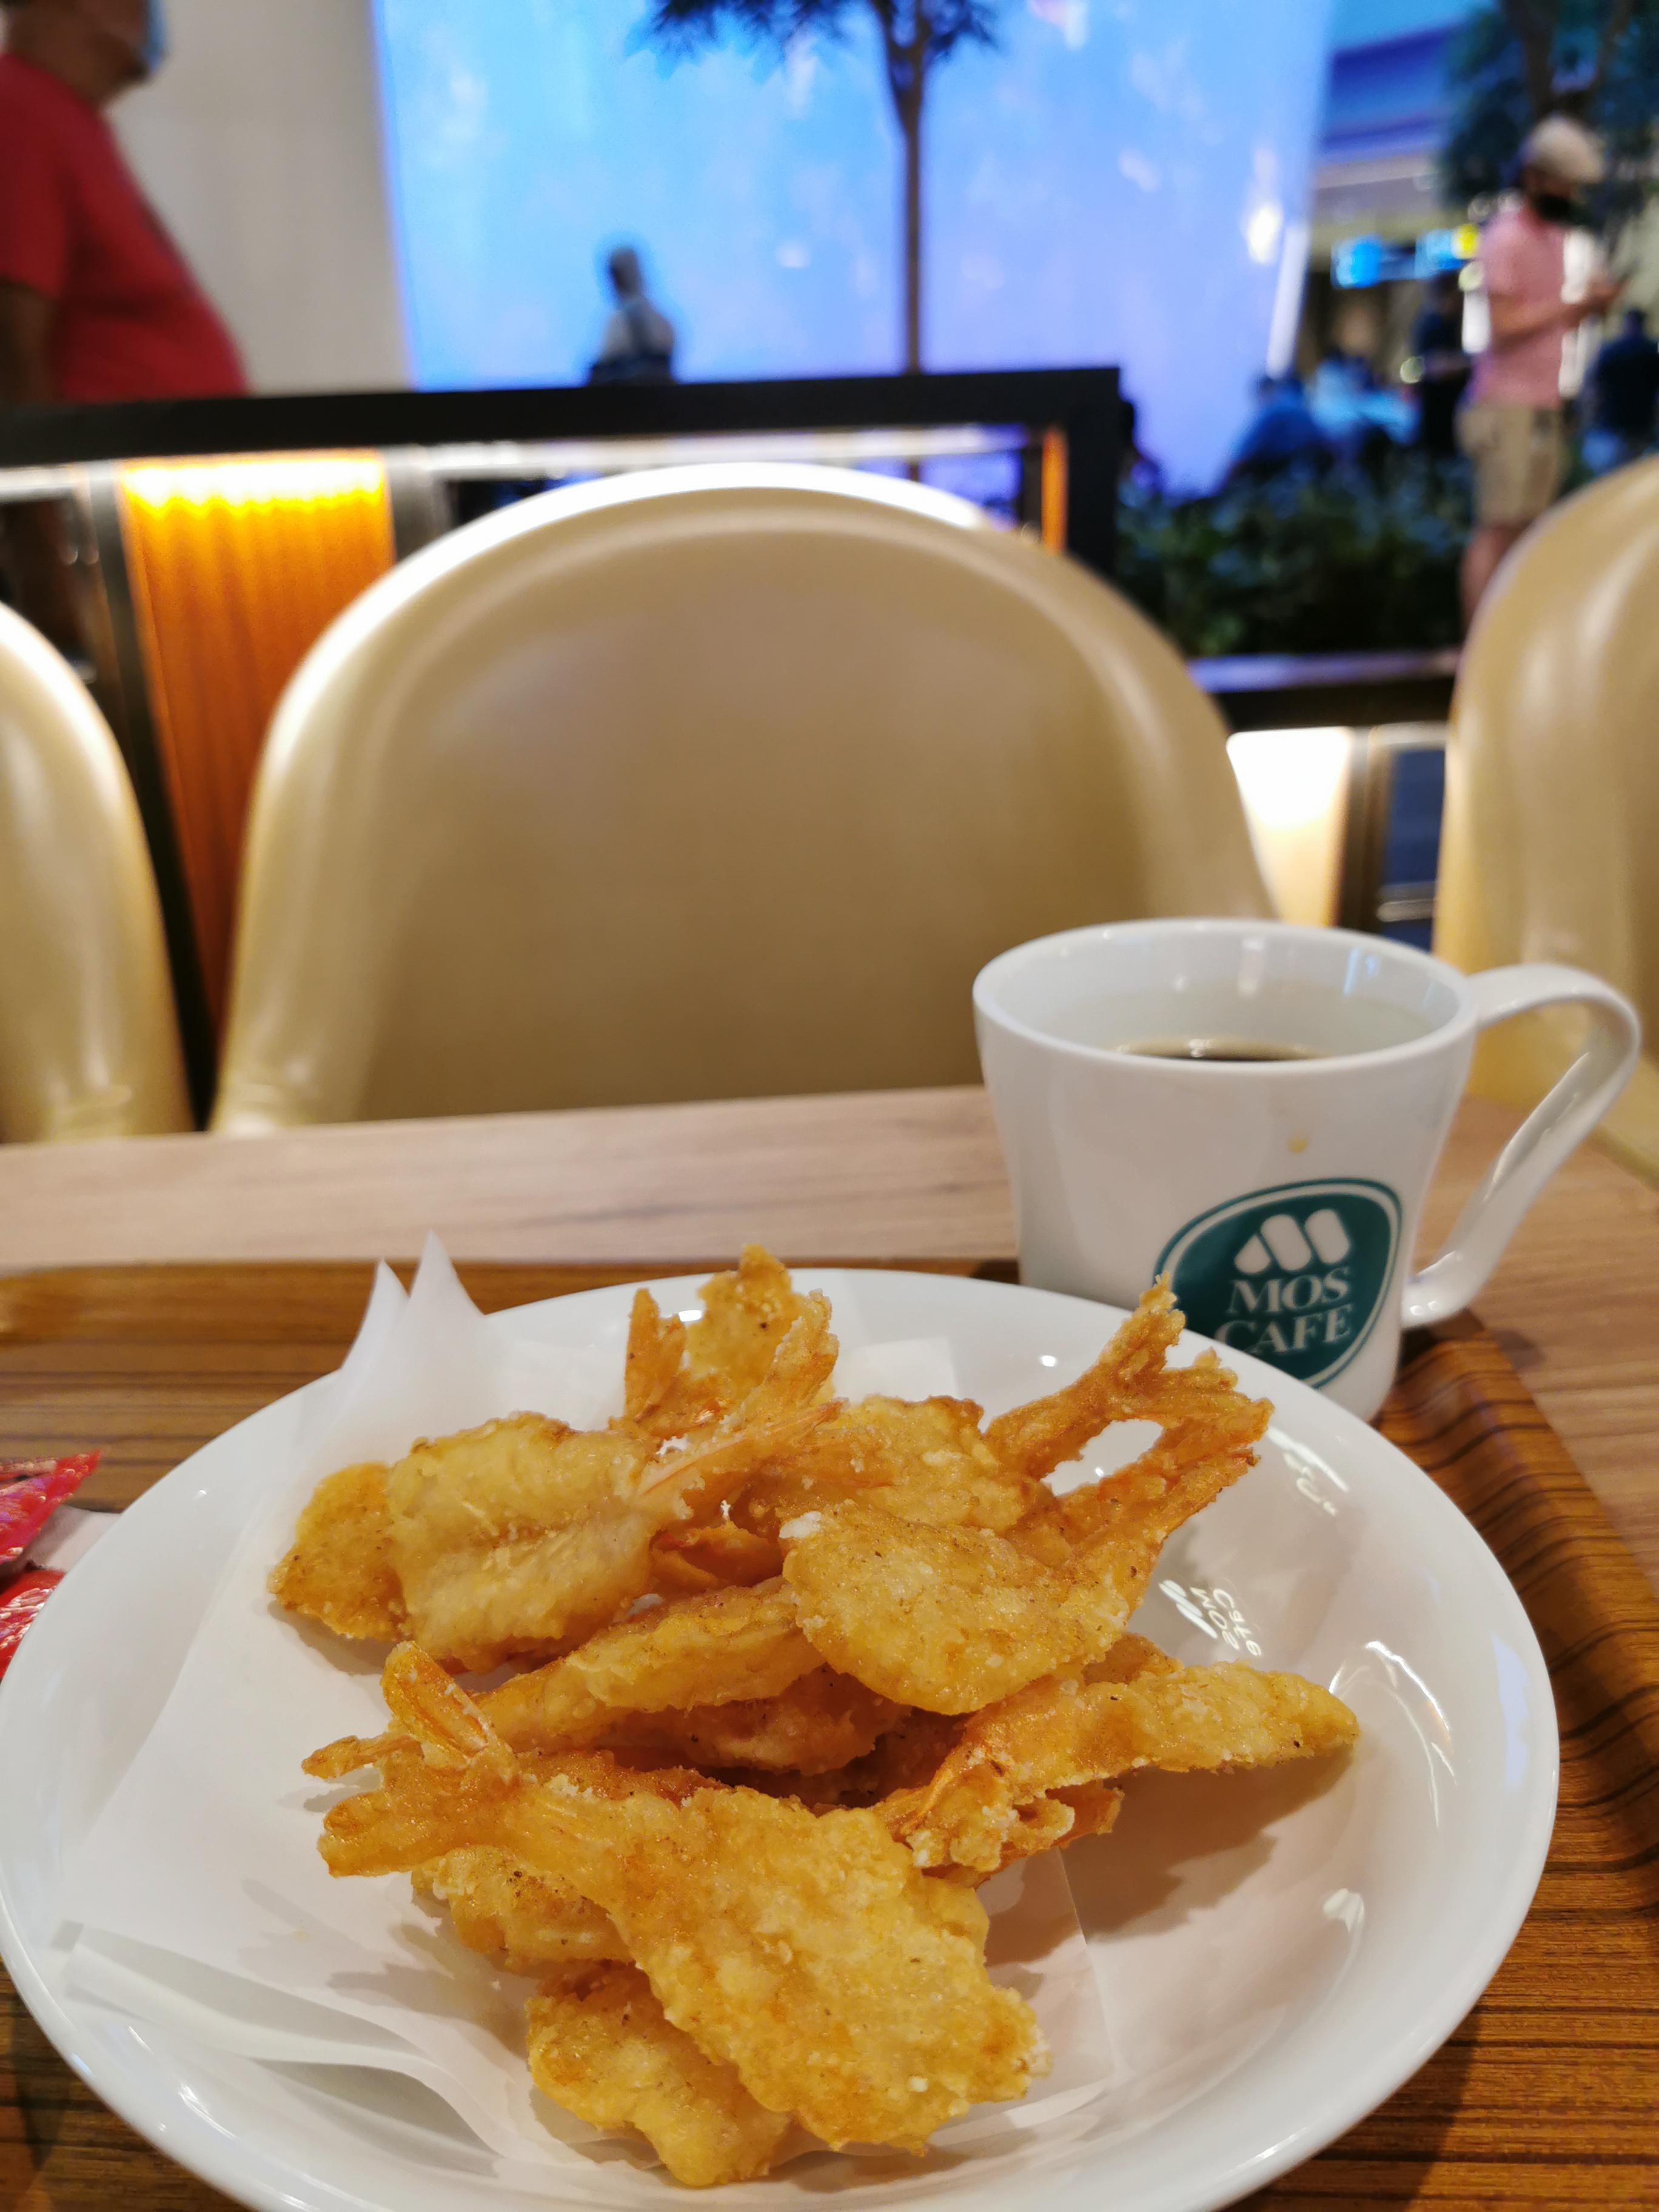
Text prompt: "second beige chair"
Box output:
[[1435, 457, 1659, 1181], [0, 600, 189, 1142], [213, 464, 1269, 1130]]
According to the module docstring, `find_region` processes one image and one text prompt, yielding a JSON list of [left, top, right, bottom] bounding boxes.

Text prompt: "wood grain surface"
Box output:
[[1, 1089, 1655, 1584], [1, 1264, 1655, 2209]]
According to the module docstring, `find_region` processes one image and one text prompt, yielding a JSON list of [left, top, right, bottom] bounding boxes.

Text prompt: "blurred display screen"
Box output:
[[374, 0, 1330, 485]]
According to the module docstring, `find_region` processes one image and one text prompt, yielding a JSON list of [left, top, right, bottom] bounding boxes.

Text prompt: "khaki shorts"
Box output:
[[1458, 401, 1566, 526]]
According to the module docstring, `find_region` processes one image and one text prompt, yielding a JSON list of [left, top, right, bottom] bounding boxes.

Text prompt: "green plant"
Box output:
[[1114, 463, 1472, 659]]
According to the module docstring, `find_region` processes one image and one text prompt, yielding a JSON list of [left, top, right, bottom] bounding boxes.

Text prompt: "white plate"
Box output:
[[0, 1270, 1557, 2212]]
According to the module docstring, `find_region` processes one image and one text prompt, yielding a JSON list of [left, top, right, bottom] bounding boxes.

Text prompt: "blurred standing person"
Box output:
[[1457, 115, 1618, 626], [1584, 307, 1659, 474], [0, 0, 243, 403], [1409, 271, 1468, 457], [0, 0, 247, 649], [588, 246, 675, 386]]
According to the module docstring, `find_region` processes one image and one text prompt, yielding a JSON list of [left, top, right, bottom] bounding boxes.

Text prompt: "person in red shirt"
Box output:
[[0, 0, 246, 645]]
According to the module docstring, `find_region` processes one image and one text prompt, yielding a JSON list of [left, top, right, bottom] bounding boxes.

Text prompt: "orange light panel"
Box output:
[[118, 452, 395, 1028]]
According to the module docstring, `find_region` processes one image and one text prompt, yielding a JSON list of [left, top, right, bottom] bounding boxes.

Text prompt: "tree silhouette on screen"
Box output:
[[640, 0, 1002, 370]]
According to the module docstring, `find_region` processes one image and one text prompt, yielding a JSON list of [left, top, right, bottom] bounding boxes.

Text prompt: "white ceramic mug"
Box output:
[[973, 920, 1640, 1419]]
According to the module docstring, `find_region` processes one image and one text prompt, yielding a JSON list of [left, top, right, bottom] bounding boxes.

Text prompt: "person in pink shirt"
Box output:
[[1458, 115, 1620, 624]]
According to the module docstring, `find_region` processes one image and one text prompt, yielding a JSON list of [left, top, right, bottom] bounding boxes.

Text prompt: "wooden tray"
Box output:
[[2, 1264, 1656, 2210]]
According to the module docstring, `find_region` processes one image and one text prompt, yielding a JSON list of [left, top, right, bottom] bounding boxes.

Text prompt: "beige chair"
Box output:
[[213, 464, 1270, 1131], [1435, 458, 1659, 1182], [0, 601, 190, 1141]]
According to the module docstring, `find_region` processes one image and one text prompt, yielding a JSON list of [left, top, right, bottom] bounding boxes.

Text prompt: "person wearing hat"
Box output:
[[1458, 113, 1620, 623]]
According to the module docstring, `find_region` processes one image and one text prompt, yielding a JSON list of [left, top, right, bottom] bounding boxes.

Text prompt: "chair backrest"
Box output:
[[1435, 457, 1659, 1178], [0, 602, 190, 1141], [214, 464, 1270, 1131]]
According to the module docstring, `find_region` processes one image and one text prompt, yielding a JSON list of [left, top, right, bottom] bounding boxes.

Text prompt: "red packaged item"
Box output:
[[0, 1452, 100, 1570], [0, 1567, 64, 1679]]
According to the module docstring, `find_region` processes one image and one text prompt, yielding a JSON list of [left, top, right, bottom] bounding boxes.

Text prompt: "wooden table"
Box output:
[[2, 1085, 1658, 2209], [3, 1087, 1656, 1581]]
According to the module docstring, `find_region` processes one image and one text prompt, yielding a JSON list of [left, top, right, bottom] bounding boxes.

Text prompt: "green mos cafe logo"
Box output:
[[1155, 1179, 1401, 1387]]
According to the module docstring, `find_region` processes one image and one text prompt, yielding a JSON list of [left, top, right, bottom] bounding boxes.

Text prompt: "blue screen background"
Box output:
[[373, 0, 1331, 486]]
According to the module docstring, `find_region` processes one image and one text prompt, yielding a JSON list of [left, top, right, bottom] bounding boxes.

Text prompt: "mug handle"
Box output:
[[1402, 964, 1641, 1329]]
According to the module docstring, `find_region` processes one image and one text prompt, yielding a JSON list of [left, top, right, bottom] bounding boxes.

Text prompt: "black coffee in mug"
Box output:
[[1124, 1039, 1327, 1064]]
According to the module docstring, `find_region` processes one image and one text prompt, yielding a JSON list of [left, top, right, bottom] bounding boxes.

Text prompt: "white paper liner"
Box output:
[[57, 1243, 1111, 2176]]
